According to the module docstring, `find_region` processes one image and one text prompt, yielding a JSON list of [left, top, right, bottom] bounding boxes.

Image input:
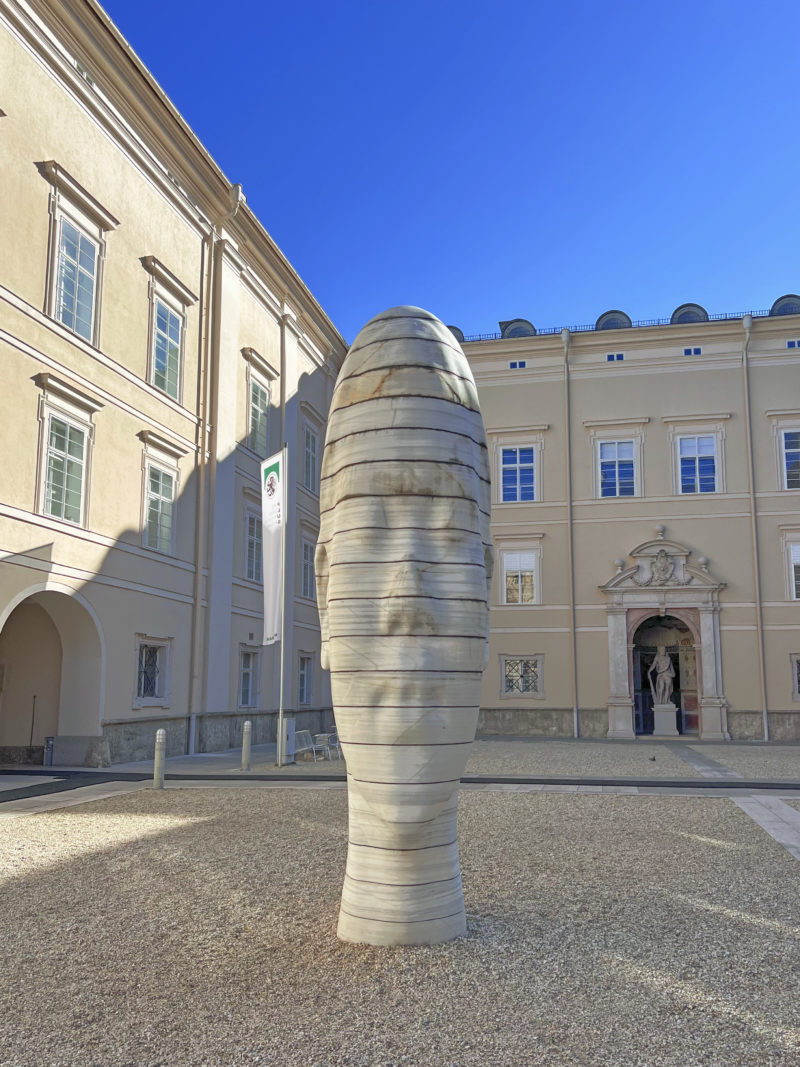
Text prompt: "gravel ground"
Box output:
[[466, 739, 700, 779], [2, 788, 799, 1066], [688, 745, 800, 781]]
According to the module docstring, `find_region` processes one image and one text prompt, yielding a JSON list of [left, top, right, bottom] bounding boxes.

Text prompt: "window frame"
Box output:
[[133, 634, 171, 709], [248, 373, 271, 457], [35, 374, 102, 529], [298, 653, 314, 706], [787, 541, 800, 601], [663, 414, 729, 496], [301, 537, 316, 601], [597, 438, 637, 498], [41, 161, 118, 349], [499, 653, 545, 701], [497, 539, 542, 607], [143, 462, 176, 554], [137, 431, 185, 556], [303, 425, 318, 494], [491, 428, 547, 506], [780, 428, 800, 491], [141, 257, 197, 405], [791, 654, 800, 703], [676, 433, 718, 495], [245, 507, 263, 584], [238, 646, 260, 709], [498, 444, 536, 503], [584, 418, 647, 500]]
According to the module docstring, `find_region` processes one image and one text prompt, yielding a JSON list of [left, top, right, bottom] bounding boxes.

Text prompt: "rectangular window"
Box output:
[[44, 415, 86, 523], [503, 550, 536, 604], [144, 465, 174, 552], [249, 378, 270, 456], [792, 654, 800, 701], [679, 435, 717, 493], [151, 298, 182, 399], [302, 540, 316, 600], [501, 446, 535, 502], [239, 650, 258, 708], [503, 656, 540, 695], [55, 217, 97, 342], [791, 544, 800, 600], [782, 431, 800, 490], [606, 353, 624, 362], [298, 655, 313, 705], [303, 427, 317, 491], [599, 440, 635, 497], [137, 643, 165, 700], [246, 513, 263, 582]]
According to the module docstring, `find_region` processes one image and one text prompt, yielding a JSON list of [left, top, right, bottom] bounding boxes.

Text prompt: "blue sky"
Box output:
[[103, 0, 799, 342]]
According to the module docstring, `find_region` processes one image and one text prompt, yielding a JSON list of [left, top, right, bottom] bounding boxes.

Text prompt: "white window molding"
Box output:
[[137, 431, 185, 556], [766, 410, 800, 491], [298, 653, 314, 706], [584, 418, 647, 499], [238, 646, 260, 709], [34, 373, 102, 528], [134, 634, 171, 709], [496, 536, 543, 606], [490, 426, 547, 505], [791, 654, 800, 702], [662, 413, 730, 495], [40, 161, 118, 347], [141, 258, 196, 403], [500, 654, 545, 700], [784, 537, 800, 601], [242, 348, 278, 458]]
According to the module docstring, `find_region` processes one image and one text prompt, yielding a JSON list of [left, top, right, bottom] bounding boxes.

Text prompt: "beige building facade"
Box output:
[[458, 304, 800, 741], [0, 0, 346, 763]]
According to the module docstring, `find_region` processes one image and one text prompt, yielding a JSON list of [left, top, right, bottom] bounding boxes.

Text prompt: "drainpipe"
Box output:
[[562, 328, 579, 738], [741, 315, 769, 740], [187, 227, 214, 754]]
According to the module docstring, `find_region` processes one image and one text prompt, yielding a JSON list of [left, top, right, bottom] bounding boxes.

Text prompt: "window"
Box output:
[[302, 539, 316, 600], [782, 431, 800, 489], [141, 256, 197, 404], [41, 160, 118, 348], [151, 299, 182, 399], [44, 415, 86, 523], [792, 655, 800, 702], [599, 440, 635, 497], [249, 376, 270, 456], [606, 352, 624, 362], [501, 446, 535, 502], [502, 550, 537, 604], [790, 543, 800, 600], [303, 427, 317, 492], [787, 340, 800, 349], [143, 465, 174, 552], [502, 656, 541, 696], [683, 347, 702, 356], [679, 435, 717, 493], [134, 636, 170, 707], [246, 513, 263, 582], [298, 655, 313, 706], [239, 649, 258, 708], [55, 217, 98, 342], [509, 360, 527, 369]]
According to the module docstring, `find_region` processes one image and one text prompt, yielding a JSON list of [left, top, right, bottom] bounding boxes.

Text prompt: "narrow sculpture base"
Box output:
[[338, 904, 467, 946], [652, 702, 679, 737]]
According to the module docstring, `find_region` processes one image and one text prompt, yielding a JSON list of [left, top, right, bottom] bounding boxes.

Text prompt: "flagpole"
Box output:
[[276, 442, 287, 767]]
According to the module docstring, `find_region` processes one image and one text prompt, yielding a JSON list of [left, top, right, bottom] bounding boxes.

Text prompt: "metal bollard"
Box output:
[[152, 728, 166, 789], [241, 720, 252, 772]]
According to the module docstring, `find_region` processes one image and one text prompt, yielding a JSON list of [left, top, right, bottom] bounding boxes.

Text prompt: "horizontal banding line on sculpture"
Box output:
[[334, 705, 476, 711], [347, 839, 458, 853], [330, 635, 484, 643], [317, 527, 490, 547], [320, 495, 491, 519], [337, 332, 466, 362], [324, 425, 487, 451], [326, 595, 487, 605], [344, 874, 460, 889], [320, 457, 491, 487], [338, 907, 465, 926], [329, 392, 480, 418], [348, 777, 461, 786], [340, 739, 473, 746], [328, 558, 484, 569], [330, 669, 483, 676]]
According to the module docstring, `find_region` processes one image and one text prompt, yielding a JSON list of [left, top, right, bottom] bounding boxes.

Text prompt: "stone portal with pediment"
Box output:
[[599, 526, 728, 740]]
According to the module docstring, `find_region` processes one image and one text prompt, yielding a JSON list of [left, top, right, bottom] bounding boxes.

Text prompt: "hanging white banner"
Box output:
[[261, 448, 285, 645]]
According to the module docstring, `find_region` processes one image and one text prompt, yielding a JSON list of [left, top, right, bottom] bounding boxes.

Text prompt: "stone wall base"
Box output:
[[477, 707, 609, 739], [0, 745, 44, 765], [726, 710, 800, 742]]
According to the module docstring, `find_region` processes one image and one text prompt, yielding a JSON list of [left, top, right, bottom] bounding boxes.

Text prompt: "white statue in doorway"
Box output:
[[648, 646, 675, 705]]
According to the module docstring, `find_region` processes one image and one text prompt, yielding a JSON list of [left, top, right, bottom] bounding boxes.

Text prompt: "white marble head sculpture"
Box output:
[[316, 306, 493, 945]]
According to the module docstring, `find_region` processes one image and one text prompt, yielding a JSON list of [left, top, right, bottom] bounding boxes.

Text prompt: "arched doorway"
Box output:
[[632, 615, 698, 736], [0, 585, 104, 752]]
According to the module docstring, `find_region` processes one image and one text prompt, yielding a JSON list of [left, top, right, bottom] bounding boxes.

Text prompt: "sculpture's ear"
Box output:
[[315, 540, 330, 670]]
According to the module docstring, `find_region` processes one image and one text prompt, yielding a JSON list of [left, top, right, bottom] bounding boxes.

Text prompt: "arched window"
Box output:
[[670, 303, 709, 325], [769, 294, 800, 317], [595, 310, 632, 331], [447, 325, 465, 343], [499, 318, 536, 339]]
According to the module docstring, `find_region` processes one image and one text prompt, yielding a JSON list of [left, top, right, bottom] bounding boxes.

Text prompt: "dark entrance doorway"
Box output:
[[632, 615, 698, 736]]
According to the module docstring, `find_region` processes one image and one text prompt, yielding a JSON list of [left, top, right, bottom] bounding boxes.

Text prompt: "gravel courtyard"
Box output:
[[2, 787, 799, 1067]]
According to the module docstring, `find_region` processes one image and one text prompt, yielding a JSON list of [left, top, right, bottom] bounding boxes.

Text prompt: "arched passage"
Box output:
[[631, 614, 698, 736], [0, 585, 104, 749]]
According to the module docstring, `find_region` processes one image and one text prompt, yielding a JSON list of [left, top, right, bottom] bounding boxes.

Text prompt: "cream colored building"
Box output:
[[456, 303, 800, 741], [0, 0, 346, 763]]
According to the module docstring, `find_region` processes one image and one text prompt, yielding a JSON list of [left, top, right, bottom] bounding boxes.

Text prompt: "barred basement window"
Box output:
[[502, 656, 541, 695]]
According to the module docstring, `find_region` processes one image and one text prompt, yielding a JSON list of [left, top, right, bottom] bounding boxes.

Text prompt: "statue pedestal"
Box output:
[[652, 703, 679, 738]]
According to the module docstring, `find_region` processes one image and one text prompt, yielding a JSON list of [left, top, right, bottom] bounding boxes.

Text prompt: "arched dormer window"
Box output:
[[769, 294, 800, 317], [499, 318, 536, 339], [447, 325, 465, 343], [595, 310, 632, 331], [670, 303, 709, 325]]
